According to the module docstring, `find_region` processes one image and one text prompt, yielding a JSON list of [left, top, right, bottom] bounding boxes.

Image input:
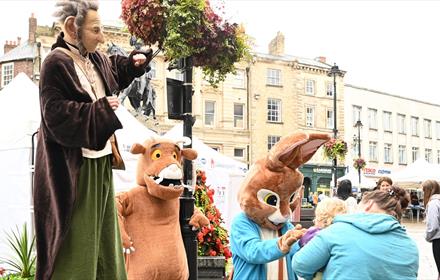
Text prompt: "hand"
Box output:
[[133, 53, 146, 67], [106, 95, 120, 111], [278, 224, 307, 254]]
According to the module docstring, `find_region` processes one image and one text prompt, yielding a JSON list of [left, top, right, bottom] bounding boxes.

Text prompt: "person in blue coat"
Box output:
[[292, 186, 419, 280], [230, 132, 330, 280]]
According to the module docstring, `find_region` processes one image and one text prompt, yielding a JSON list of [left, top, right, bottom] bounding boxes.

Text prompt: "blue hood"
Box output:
[[333, 213, 403, 234]]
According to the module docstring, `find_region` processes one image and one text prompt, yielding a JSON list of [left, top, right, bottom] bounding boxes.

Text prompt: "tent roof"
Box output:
[[165, 124, 247, 174], [0, 73, 40, 149], [392, 159, 440, 183], [337, 169, 376, 188]]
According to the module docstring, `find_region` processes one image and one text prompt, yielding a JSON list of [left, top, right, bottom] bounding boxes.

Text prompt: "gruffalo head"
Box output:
[[130, 136, 197, 200]]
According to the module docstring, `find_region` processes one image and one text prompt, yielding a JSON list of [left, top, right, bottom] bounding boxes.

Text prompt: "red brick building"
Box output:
[[0, 14, 45, 89]]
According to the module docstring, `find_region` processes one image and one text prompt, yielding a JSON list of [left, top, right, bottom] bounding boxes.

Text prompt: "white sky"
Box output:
[[1, 0, 440, 104]]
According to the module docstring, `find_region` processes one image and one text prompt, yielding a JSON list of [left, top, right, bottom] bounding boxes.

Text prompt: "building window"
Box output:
[[397, 114, 406, 134], [369, 141, 378, 162], [268, 135, 281, 151], [411, 116, 419, 136], [384, 143, 392, 163], [305, 79, 315, 95], [436, 121, 440, 140], [266, 68, 281, 86], [368, 108, 377, 130], [234, 103, 244, 128], [306, 106, 315, 127], [1, 63, 13, 87], [412, 147, 419, 162], [326, 109, 334, 129], [383, 111, 392, 132], [398, 145, 406, 164], [234, 148, 245, 158], [233, 69, 245, 88], [424, 119, 432, 138], [267, 98, 281, 122], [437, 150, 440, 164], [149, 60, 157, 78], [326, 82, 333, 97], [204, 101, 215, 126], [352, 105, 362, 125], [425, 149, 433, 163]]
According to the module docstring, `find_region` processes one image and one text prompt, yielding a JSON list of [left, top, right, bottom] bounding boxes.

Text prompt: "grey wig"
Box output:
[[53, 0, 100, 55]]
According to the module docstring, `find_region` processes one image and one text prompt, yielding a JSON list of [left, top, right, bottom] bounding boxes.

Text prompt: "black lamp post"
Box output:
[[328, 63, 343, 191], [179, 57, 198, 280], [354, 120, 363, 185]]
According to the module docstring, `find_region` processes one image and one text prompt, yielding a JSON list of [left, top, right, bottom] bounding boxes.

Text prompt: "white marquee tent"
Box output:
[[392, 159, 440, 184], [0, 73, 40, 259], [337, 168, 376, 189]]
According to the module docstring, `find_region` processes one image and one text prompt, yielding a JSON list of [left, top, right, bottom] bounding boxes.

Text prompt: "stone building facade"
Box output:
[[2, 18, 348, 194]]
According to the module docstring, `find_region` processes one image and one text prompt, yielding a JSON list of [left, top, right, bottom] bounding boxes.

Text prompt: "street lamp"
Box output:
[[328, 63, 343, 191], [354, 120, 363, 185]]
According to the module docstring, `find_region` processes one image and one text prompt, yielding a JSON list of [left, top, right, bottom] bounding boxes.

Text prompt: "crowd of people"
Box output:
[[293, 176, 438, 280]]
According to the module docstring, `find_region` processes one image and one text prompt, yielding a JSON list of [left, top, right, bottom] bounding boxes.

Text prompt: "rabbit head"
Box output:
[[238, 132, 330, 230]]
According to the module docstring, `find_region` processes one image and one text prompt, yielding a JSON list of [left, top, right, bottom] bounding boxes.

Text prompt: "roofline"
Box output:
[[345, 83, 440, 107]]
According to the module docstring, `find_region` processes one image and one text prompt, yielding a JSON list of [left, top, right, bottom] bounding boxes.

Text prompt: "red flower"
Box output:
[[209, 250, 217, 256]]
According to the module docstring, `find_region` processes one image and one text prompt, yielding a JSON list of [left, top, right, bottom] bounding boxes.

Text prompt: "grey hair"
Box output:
[[53, 0, 99, 54]]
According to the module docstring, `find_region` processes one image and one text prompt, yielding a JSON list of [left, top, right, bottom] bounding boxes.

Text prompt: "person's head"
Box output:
[[314, 198, 347, 229], [376, 176, 393, 191], [54, 0, 104, 54], [336, 179, 353, 200], [358, 186, 409, 221], [422, 180, 440, 207], [318, 191, 323, 195]]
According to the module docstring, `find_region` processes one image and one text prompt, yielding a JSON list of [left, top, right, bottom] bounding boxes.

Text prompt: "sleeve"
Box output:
[[291, 230, 331, 279], [39, 58, 122, 149], [230, 216, 285, 264], [109, 49, 153, 91], [115, 191, 134, 247], [425, 202, 440, 242]]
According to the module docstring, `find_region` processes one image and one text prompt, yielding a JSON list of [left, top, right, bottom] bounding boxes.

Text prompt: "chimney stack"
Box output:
[[29, 13, 37, 44], [268, 31, 285, 56], [17, 37, 21, 46], [4, 40, 18, 54]]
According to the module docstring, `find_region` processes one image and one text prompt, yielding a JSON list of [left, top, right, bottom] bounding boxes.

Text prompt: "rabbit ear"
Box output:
[[267, 133, 330, 171]]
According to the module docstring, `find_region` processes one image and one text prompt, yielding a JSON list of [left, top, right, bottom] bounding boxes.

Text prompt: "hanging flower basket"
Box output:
[[353, 157, 366, 170], [323, 138, 348, 160], [121, 0, 251, 86]]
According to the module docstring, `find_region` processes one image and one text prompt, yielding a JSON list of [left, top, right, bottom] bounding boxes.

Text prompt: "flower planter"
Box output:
[[197, 256, 225, 280]]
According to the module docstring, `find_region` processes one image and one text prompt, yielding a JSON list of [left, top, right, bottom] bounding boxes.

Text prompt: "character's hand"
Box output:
[[277, 224, 307, 254], [189, 208, 210, 230], [122, 237, 136, 255], [133, 53, 146, 67], [106, 95, 120, 110]]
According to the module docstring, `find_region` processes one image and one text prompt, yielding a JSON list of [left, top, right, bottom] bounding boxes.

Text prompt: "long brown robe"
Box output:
[[33, 33, 147, 280]]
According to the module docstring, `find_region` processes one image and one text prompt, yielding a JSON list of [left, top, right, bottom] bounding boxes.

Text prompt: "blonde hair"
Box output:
[[314, 198, 347, 228]]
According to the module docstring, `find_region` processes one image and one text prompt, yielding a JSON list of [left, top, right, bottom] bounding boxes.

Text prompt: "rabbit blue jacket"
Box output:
[[230, 212, 300, 280], [292, 213, 419, 280]]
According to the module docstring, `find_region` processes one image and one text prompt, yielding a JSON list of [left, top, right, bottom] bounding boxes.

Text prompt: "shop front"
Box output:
[[300, 164, 346, 199]]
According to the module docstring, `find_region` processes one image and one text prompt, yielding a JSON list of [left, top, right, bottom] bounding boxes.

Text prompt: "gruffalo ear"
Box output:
[[130, 143, 146, 154], [266, 133, 330, 171], [182, 148, 197, 160]]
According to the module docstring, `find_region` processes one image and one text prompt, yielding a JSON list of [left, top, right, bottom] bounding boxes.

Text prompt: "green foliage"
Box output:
[[121, 0, 251, 87], [0, 224, 36, 279], [323, 138, 348, 160]]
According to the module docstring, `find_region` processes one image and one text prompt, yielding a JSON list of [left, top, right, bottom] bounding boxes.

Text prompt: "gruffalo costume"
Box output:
[[116, 137, 209, 279], [230, 132, 330, 280]]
